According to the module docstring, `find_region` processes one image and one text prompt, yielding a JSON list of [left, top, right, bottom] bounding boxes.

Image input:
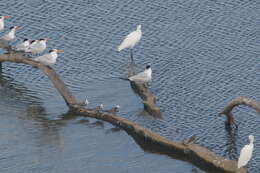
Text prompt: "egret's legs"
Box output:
[[130, 49, 134, 62]]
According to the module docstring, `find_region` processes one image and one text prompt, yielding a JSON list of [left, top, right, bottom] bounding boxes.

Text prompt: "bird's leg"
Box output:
[[130, 49, 134, 63], [0, 62, 2, 73]]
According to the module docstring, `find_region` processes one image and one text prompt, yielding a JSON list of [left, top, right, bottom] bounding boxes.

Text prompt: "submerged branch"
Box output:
[[220, 97, 260, 125], [0, 47, 248, 173]]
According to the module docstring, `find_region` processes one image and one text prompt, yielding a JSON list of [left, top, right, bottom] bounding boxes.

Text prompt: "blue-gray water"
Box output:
[[0, 0, 259, 172]]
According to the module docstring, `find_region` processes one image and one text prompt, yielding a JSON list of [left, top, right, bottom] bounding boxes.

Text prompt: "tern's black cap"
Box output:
[[146, 65, 151, 69], [9, 26, 15, 30], [23, 39, 29, 42]]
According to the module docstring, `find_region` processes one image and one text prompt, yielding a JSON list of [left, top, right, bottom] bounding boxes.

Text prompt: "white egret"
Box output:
[[33, 49, 64, 66], [1, 26, 20, 41], [0, 16, 10, 31], [128, 65, 152, 83], [117, 25, 142, 61], [15, 38, 30, 51], [237, 135, 254, 169]]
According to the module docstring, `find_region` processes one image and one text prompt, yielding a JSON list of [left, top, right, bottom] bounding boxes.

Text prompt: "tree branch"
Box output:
[[0, 47, 248, 173], [220, 96, 260, 125], [0, 52, 77, 106]]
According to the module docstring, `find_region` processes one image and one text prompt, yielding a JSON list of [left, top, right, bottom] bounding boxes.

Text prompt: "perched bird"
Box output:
[[15, 38, 30, 51], [118, 25, 142, 60], [84, 98, 89, 106], [27, 38, 49, 54], [237, 135, 254, 169], [1, 26, 20, 41], [0, 16, 10, 31], [33, 49, 64, 66], [106, 105, 120, 113], [128, 65, 152, 83]]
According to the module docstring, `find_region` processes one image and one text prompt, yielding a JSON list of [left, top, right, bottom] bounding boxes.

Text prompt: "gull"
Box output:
[[1, 26, 20, 41], [0, 16, 10, 31], [33, 49, 64, 66], [118, 25, 142, 61], [15, 38, 30, 51], [128, 65, 152, 83], [237, 135, 254, 169], [27, 38, 49, 54]]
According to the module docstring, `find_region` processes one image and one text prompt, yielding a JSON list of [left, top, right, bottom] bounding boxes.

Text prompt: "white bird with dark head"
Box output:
[[118, 25, 142, 60], [27, 38, 49, 54], [1, 26, 20, 41], [15, 38, 30, 51], [128, 65, 152, 83], [33, 49, 64, 66], [237, 135, 254, 169], [0, 16, 10, 31]]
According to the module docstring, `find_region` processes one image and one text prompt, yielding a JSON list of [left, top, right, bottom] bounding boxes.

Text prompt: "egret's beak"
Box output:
[[4, 16, 10, 19], [56, 49, 64, 53]]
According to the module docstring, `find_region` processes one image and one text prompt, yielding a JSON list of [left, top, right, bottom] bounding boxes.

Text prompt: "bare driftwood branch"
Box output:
[[127, 62, 161, 117], [0, 46, 247, 173], [130, 82, 161, 116], [220, 96, 260, 125], [0, 51, 77, 106]]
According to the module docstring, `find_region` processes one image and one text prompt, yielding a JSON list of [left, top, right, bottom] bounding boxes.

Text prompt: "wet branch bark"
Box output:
[[220, 97, 260, 125], [0, 47, 247, 173]]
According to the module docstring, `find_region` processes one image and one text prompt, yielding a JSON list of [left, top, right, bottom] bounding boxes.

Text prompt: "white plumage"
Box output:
[[33, 49, 63, 66], [118, 25, 142, 52], [15, 39, 30, 51], [237, 135, 254, 169], [0, 16, 9, 31], [1, 26, 20, 41], [27, 38, 48, 54], [128, 65, 152, 83]]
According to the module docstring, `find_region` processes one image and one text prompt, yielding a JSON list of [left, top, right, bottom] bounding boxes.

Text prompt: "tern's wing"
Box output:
[[34, 54, 52, 63], [129, 71, 147, 81]]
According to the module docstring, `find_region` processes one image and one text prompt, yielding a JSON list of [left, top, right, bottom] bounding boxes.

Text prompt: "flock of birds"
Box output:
[[0, 16, 255, 170]]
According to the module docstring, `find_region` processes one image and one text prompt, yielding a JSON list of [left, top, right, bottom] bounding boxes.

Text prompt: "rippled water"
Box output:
[[0, 0, 259, 172]]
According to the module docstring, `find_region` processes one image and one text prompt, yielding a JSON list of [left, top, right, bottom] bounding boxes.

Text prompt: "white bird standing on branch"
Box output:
[[1, 26, 20, 41], [128, 65, 152, 83], [117, 25, 142, 61], [15, 38, 30, 51], [237, 135, 254, 169], [27, 38, 49, 54], [34, 49, 64, 66], [0, 16, 10, 31]]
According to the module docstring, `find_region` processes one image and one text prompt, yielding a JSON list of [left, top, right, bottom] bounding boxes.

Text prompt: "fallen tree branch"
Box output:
[[127, 62, 161, 117], [0, 51, 77, 106], [0, 47, 247, 173], [220, 96, 260, 125]]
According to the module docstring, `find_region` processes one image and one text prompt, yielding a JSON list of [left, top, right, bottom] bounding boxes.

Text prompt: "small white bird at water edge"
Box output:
[[237, 135, 254, 169]]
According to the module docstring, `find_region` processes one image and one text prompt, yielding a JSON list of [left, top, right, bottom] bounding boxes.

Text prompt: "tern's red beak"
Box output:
[[16, 26, 21, 30], [3, 16, 10, 19]]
